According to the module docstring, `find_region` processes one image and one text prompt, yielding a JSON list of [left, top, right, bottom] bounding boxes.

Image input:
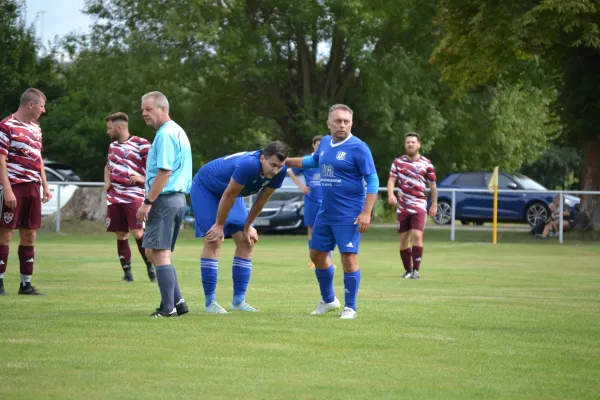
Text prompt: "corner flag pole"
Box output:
[[493, 182, 498, 244], [488, 167, 499, 244]]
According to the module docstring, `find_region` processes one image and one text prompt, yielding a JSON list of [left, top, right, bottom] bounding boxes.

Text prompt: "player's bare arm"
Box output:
[[0, 154, 16, 209], [205, 178, 244, 243], [387, 176, 397, 206], [136, 168, 171, 223], [355, 193, 377, 233], [129, 175, 145, 185], [428, 181, 438, 217], [287, 169, 310, 194], [285, 157, 303, 168], [103, 165, 112, 191], [39, 158, 52, 203], [243, 187, 276, 244]]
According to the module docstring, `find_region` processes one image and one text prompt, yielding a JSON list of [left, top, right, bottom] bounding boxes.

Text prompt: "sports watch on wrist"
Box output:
[[143, 198, 154, 205]]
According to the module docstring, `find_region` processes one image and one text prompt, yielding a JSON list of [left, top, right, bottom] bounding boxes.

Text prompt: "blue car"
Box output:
[[430, 171, 580, 227]]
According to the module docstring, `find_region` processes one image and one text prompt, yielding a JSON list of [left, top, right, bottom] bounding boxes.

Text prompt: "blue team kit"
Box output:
[[303, 135, 377, 253], [292, 153, 322, 227], [190, 150, 287, 237]]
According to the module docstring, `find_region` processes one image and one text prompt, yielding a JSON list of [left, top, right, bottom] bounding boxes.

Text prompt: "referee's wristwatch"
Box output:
[[143, 198, 154, 205]]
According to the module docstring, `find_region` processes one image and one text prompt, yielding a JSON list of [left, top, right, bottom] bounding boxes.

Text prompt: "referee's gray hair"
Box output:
[[328, 104, 353, 120], [141, 91, 170, 111]]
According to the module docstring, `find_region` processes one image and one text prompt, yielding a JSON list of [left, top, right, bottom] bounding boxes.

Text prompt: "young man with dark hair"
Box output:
[[190, 141, 288, 314], [387, 132, 438, 279], [104, 112, 155, 282], [0, 88, 52, 296]]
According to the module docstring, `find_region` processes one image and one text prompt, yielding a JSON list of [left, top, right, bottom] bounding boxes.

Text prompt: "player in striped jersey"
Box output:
[[0, 88, 53, 296], [104, 112, 155, 282], [387, 132, 437, 279]]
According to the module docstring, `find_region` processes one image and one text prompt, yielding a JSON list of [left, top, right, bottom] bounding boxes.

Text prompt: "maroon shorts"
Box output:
[[397, 211, 427, 233], [0, 182, 42, 230], [106, 202, 144, 232]]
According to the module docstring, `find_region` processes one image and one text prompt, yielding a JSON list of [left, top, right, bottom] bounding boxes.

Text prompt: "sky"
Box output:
[[24, 0, 93, 46]]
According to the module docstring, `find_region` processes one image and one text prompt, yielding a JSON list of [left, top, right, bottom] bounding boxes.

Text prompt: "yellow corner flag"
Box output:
[[489, 167, 499, 244]]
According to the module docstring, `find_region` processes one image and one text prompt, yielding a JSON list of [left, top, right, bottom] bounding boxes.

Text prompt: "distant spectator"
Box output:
[[535, 195, 575, 238]]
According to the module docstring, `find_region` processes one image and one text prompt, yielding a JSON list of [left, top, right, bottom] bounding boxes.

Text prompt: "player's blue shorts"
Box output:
[[190, 180, 247, 238], [303, 196, 321, 227], [310, 217, 361, 254]]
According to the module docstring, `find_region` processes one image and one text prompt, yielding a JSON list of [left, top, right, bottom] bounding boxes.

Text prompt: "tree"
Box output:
[[0, 0, 63, 117], [433, 0, 600, 230]]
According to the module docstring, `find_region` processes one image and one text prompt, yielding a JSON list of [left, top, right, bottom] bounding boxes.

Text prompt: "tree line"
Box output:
[[1, 0, 598, 229]]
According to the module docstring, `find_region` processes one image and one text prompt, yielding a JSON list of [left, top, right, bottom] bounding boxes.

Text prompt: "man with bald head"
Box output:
[[104, 112, 154, 283]]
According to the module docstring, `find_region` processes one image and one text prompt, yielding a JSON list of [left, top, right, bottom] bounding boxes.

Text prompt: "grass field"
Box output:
[[1, 227, 599, 399]]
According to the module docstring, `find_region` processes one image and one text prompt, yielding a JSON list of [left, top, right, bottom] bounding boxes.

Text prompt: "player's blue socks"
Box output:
[[201, 258, 219, 307], [344, 269, 361, 311], [315, 265, 335, 303], [155, 264, 177, 312], [232, 257, 252, 306]]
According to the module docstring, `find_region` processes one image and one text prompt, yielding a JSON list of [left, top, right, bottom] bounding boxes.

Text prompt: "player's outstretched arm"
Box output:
[[286, 157, 303, 168]]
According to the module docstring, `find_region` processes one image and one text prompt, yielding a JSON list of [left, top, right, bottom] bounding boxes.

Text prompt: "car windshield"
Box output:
[[512, 174, 547, 191]]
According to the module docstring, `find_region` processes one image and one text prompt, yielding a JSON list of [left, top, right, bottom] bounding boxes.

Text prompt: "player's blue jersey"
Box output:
[[292, 153, 322, 203], [193, 150, 287, 197], [309, 134, 376, 225]]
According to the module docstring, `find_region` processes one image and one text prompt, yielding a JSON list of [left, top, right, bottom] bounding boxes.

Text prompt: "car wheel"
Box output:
[[526, 202, 549, 227], [433, 201, 452, 225]]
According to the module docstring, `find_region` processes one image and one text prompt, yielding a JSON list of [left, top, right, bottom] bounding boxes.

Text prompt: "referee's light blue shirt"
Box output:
[[145, 120, 193, 195]]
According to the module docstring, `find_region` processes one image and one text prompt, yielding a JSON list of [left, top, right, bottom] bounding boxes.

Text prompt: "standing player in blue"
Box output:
[[190, 141, 288, 314], [286, 104, 379, 319], [286, 135, 325, 268]]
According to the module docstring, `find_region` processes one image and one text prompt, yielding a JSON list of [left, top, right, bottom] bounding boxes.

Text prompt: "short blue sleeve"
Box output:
[[268, 165, 288, 189], [292, 167, 303, 175], [231, 157, 257, 186], [355, 142, 377, 176], [154, 132, 177, 170]]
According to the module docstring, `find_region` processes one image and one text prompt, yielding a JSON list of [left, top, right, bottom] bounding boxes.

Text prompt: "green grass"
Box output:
[[1, 228, 599, 399]]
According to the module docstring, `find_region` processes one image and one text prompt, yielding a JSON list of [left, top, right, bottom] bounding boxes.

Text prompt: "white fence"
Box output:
[[49, 182, 599, 244]]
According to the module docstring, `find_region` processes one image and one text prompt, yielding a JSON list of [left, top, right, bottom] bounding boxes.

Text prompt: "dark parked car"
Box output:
[[245, 176, 306, 233], [429, 171, 580, 227]]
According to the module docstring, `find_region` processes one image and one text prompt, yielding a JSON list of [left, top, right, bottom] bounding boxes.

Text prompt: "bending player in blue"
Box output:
[[190, 141, 288, 314], [286, 104, 379, 319]]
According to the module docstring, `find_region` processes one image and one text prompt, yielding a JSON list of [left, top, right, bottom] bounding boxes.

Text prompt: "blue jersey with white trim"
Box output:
[[309, 135, 376, 225], [194, 150, 287, 197]]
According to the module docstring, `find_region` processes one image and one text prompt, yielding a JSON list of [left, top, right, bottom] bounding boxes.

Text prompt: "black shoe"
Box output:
[[175, 299, 189, 315], [0, 286, 6, 296], [18, 285, 43, 295], [121, 269, 134, 282], [149, 308, 177, 318], [410, 270, 420, 279], [156, 299, 189, 316], [401, 271, 413, 278], [146, 263, 157, 282]]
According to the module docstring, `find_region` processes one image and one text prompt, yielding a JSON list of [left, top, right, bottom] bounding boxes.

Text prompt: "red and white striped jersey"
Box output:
[[390, 155, 437, 214], [0, 115, 43, 186], [106, 136, 151, 204]]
